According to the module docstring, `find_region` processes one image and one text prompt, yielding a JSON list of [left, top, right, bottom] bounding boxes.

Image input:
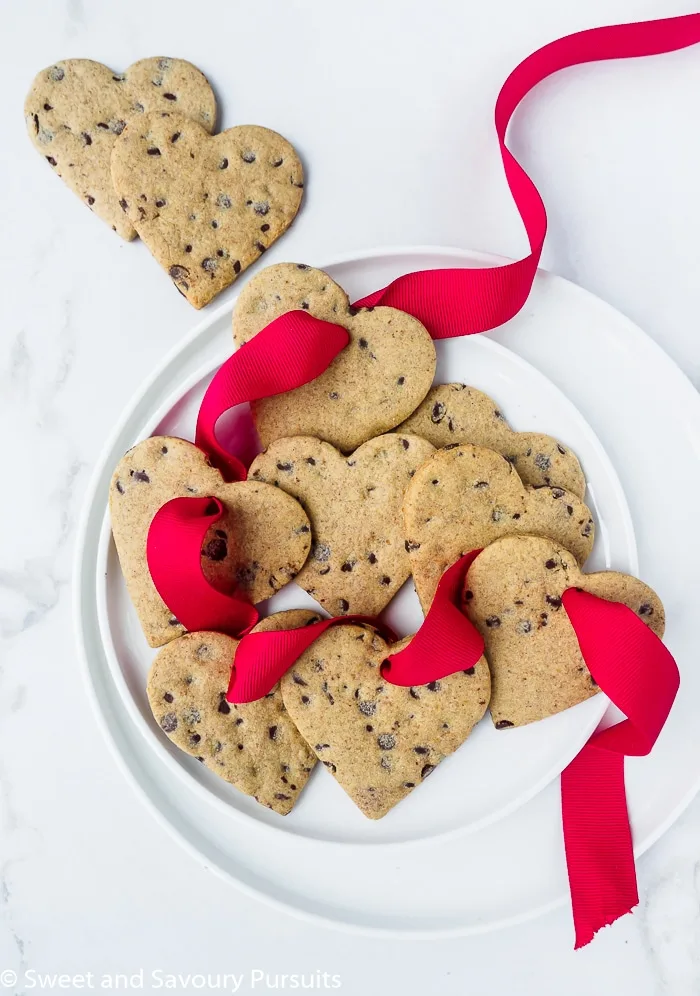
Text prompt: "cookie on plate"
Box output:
[[249, 433, 435, 616], [111, 114, 303, 306], [232, 263, 436, 451], [398, 383, 586, 498], [25, 58, 216, 238], [110, 436, 311, 647], [148, 610, 320, 814], [465, 535, 664, 728], [281, 623, 490, 818], [403, 443, 595, 611]]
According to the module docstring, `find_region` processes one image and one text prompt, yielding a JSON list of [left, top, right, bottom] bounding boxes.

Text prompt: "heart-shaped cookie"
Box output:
[[403, 444, 595, 611], [110, 436, 311, 647], [464, 536, 664, 728], [111, 113, 303, 307], [281, 623, 490, 818], [249, 433, 435, 616], [232, 264, 437, 451], [148, 610, 320, 814], [25, 58, 216, 239], [398, 383, 586, 498]]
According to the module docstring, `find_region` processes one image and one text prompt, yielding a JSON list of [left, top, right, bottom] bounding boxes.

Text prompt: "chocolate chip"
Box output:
[[359, 338, 368, 349], [242, 151, 256, 163], [318, 566, 330, 575], [420, 764, 435, 779], [268, 726, 278, 741], [329, 391, 340, 400], [202, 258, 217, 272], [313, 543, 331, 562], [160, 713, 177, 733], [494, 409, 505, 420], [534, 453, 551, 471], [301, 695, 310, 705], [365, 725, 373, 733], [292, 179, 304, 188], [404, 540, 421, 552], [86, 195, 95, 205], [485, 616, 501, 628], [218, 699, 231, 715], [163, 692, 174, 703], [276, 461, 293, 472], [119, 198, 128, 211], [340, 561, 355, 573], [516, 620, 533, 635], [163, 92, 177, 100], [43, 102, 53, 111], [168, 616, 180, 626], [189, 733, 201, 745], [397, 376, 405, 385], [404, 782, 415, 788], [638, 603, 653, 616], [582, 520, 593, 537], [380, 576, 391, 586], [46, 156, 57, 166], [147, 147, 161, 156], [170, 131, 181, 143], [233, 260, 241, 274], [130, 470, 150, 483], [315, 743, 331, 750], [377, 734, 396, 750], [261, 223, 270, 232], [545, 559, 557, 569], [367, 552, 377, 564], [495, 720, 514, 729], [551, 488, 565, 499], [271, 157, 283, 167], [202, 537, 227, 561], [169, 265, 189, 287], [49, 66, 65, 81], [545, 595, 562, 609], [323, 761, 336, 773], [339, 599, 350, 612], [292, 674, 308, 686], [426, 681, 441, 692], [359, 701, 376, 717], [254, 242, 267, 253], [413, 746, 429, 755], [557, 444, 566, 455], [431, 401, 446, 423], [473, 481, 489, 489], [463, 667, 476, 676], [409, 688, 420, 699], [306, 457, 316, 466], [237, 744, 244, 750]]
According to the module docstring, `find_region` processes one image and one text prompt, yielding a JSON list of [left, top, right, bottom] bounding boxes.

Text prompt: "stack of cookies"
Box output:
[[110, 262, 665, 819], [25, 58, 303, 307]]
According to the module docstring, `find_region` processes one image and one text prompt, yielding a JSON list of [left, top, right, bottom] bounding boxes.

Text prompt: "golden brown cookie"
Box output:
[[249, 433, 435, 616], [147, 611, 319, 814], [25, 58, 216, 239], [465, 536, 664, 728], [232, 264, 436, 451], [111, 113, 303, 306], [398, 383, 586, 498], [110, 436, 311, 647], [281, 624, 490, 819], [403, 444, 595, 611]]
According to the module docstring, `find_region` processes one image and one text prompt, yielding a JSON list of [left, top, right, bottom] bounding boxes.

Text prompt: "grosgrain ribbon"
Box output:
[[561, 590, 679, 948], [146, 497, 258, 637], [145, 11, 697, 947]]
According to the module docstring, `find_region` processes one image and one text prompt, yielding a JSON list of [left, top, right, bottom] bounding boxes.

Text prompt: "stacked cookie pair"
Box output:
[[25, 58, 303, 307], [110, 262, 664, 819]]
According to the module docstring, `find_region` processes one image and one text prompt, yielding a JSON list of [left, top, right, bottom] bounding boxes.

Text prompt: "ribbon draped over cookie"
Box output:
[[142, 11, 700, 947]]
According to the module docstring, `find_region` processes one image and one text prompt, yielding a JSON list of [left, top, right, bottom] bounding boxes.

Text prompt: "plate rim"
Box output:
[[73, 244, 700, 937]]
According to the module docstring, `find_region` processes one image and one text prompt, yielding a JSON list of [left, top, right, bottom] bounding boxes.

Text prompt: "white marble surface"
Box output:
[[2, 0, 700, 992]]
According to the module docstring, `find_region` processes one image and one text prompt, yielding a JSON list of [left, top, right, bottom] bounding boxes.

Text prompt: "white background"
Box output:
[[2, 0, 700, 993]]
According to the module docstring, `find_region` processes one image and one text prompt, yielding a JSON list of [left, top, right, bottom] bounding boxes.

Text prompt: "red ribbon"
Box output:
[[561, 590, 679, 948], [227, 551, 485, 702], [143, 12, 698, 946], [146, 497, 258, 637]]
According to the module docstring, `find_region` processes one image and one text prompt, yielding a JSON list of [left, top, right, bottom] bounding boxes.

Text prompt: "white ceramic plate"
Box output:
[[75, 247, 700, 935]]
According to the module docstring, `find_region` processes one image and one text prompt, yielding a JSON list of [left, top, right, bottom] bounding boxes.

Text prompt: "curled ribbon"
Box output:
[[143, 11, 697, 947]]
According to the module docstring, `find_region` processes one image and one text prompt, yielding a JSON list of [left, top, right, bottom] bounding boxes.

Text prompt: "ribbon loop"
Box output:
[[146, 496, 259, 638]]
